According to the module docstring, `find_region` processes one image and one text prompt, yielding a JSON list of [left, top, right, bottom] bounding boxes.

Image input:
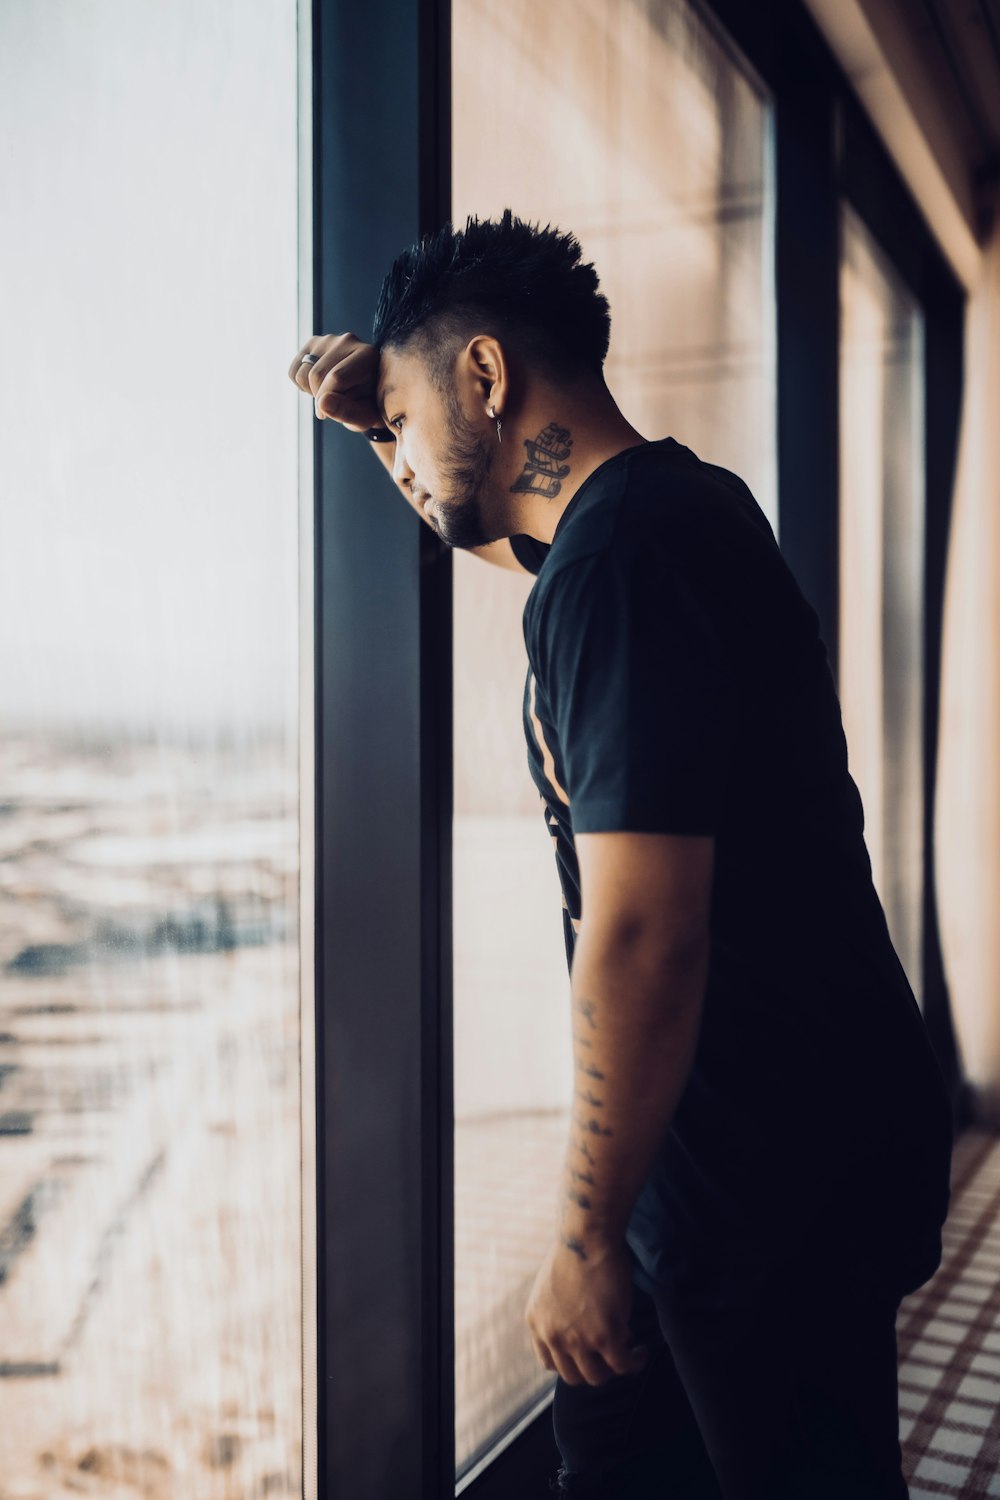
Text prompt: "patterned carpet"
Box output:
[[897, 1128, 1000, 1496]]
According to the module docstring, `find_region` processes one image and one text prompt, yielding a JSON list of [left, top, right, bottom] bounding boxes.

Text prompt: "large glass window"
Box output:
[[451, 0, 775, 1477], [0, 3, 310, 1496], [839, 205, 926, 1003]]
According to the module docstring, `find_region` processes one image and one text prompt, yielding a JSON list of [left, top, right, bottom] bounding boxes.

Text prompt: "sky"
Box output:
[[0, 0, 302, 735]]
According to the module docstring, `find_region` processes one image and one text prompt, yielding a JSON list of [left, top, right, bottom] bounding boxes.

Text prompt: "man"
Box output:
[[288, 210, 953, 1498]]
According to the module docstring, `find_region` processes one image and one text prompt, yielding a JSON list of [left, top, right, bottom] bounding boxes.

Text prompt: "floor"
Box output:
[[897, 1127, 1000, 1496], [455, 1122, 1000, 1492]]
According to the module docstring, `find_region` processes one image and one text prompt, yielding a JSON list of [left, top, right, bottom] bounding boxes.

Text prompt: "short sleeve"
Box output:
[[509, 533, 550, 575], [534, 546, 735, 835]]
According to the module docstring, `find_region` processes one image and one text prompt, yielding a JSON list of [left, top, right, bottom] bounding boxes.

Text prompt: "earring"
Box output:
[[487, 405, 502, 443]]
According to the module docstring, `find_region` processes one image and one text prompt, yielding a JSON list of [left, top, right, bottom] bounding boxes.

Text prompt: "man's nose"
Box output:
[[393, 441, 414, 488]]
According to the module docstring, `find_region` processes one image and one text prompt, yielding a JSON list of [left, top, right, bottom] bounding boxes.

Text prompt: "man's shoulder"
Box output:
[[529, 441, 775, 603], [620, 440, 777, 547], [553, 441, 774, 564]]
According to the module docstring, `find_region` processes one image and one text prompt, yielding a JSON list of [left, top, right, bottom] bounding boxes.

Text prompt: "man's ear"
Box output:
[[459, 334, 510, 416]]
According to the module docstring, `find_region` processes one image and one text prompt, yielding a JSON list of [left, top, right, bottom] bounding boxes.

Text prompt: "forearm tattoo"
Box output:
[[560, 994, 614, 1260], [575, 998, 597, 1030]]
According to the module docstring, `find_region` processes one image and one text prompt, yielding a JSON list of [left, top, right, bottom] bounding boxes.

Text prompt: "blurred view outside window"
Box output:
[[839, 205, 926, 1004], [451, 0, 775, 1476], [0, 3, 308, 1497]]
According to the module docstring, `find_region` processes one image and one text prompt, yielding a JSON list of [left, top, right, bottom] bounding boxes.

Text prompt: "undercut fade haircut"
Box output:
[[371, 209, 612, 387]]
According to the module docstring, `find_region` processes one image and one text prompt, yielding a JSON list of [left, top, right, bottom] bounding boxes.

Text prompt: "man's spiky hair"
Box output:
[[371, 209, 611, 385]]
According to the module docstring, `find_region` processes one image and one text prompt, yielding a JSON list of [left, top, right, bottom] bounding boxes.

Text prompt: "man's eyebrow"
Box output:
[[376, 382, 396, 419]]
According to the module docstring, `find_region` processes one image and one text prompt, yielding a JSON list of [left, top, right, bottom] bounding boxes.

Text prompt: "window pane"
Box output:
[[451, 0, 775, 1477], [839, 206, 925, 1002], [0, 3, 308, 1495]]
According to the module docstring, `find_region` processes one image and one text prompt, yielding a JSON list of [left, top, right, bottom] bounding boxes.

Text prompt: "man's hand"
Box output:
[[525, 1234, 649, 1387], [287, 332, 388, 434]]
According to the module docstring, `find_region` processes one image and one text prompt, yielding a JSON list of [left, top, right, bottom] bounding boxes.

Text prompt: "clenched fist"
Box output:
[[287, 332, 388, 436]]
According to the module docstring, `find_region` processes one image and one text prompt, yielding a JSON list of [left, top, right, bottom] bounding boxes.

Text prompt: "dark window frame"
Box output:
[[311, 1, 966, 1495], [311, 0, 454, 1495]]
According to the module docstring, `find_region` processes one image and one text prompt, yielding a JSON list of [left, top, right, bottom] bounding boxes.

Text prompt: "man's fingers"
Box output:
[[534, 1332, 621, 1388], [287, 333, 372, 391], [315, 338, 374, 391], [548, 1342, 585, 1387], [564, 1336, 620, 1387], [287, 340, 323, 385], [530, 1329, 581, 1385], [600, 1339, 650, 1378], [286, 335, 382, 430], [314, 342, 380, 422], [529, 1332, 557, 1376], [286, 333, 338, 389]]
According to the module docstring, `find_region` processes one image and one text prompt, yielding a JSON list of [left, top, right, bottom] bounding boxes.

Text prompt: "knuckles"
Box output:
[[289, 332, 379, 415]]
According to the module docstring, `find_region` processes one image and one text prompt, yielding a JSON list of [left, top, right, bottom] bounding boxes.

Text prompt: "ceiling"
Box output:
[[808, 0, 1000, 269], [909, 0, 1000, 196]]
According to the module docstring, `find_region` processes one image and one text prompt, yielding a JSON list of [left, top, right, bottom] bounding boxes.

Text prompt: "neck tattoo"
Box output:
[[510, 422, 573, 499]]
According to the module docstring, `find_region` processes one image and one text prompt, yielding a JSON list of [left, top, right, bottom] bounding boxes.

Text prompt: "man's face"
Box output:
[[375, 345, 502, 550]]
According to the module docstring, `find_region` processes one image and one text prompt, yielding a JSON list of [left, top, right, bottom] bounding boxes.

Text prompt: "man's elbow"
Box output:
[[580, 911, 711, 978]]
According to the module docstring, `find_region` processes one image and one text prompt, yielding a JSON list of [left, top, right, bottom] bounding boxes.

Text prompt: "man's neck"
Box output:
[[503, 401, 648, 545]]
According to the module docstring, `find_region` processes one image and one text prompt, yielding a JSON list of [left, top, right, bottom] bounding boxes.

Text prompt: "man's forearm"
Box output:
[[558, 925, 709, 1258]]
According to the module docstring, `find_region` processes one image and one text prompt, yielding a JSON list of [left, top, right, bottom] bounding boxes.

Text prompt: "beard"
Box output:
[[426, 389, 501, 550]]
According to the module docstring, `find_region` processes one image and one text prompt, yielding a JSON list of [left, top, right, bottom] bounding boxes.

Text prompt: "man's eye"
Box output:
[[390, 415, 405, 432]]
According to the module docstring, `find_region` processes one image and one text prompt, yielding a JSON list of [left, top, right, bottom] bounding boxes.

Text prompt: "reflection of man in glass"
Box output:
[[289, 211, 952, 1499]]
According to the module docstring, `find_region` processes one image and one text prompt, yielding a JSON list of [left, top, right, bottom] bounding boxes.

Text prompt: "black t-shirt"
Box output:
[[509, 437, 953, 1300]]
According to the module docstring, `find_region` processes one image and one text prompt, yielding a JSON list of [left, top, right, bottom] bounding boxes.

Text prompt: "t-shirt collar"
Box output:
[[549, 438, 662, 547]]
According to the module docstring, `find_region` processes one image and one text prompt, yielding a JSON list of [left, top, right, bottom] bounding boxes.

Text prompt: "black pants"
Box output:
[[551, 1249, 909, 1499]]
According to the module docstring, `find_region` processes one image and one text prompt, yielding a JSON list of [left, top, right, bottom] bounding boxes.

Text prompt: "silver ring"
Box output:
[[300, 353, 320, 366]]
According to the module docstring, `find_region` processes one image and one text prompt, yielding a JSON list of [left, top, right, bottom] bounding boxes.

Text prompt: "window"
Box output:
[[451, 0, 775, 1477], [839, 204, 926, 1002], [0, 3, 310, 1493]]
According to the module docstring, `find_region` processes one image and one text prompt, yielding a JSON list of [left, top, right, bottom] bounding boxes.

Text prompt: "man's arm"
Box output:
[[557, 830, 714, 1256]]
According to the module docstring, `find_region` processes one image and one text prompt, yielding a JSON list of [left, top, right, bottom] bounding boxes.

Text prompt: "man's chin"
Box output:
[[429, 498, 496, 550]]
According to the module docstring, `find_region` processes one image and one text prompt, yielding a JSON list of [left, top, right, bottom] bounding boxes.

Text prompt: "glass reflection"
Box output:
[[452, 0, 774, 1477], [839, 205, 925, 1002], [0, 2, 306, 1495]]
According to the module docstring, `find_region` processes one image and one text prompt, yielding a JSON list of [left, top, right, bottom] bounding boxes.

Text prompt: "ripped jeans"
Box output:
[[550, 1249, 909, 1499]]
